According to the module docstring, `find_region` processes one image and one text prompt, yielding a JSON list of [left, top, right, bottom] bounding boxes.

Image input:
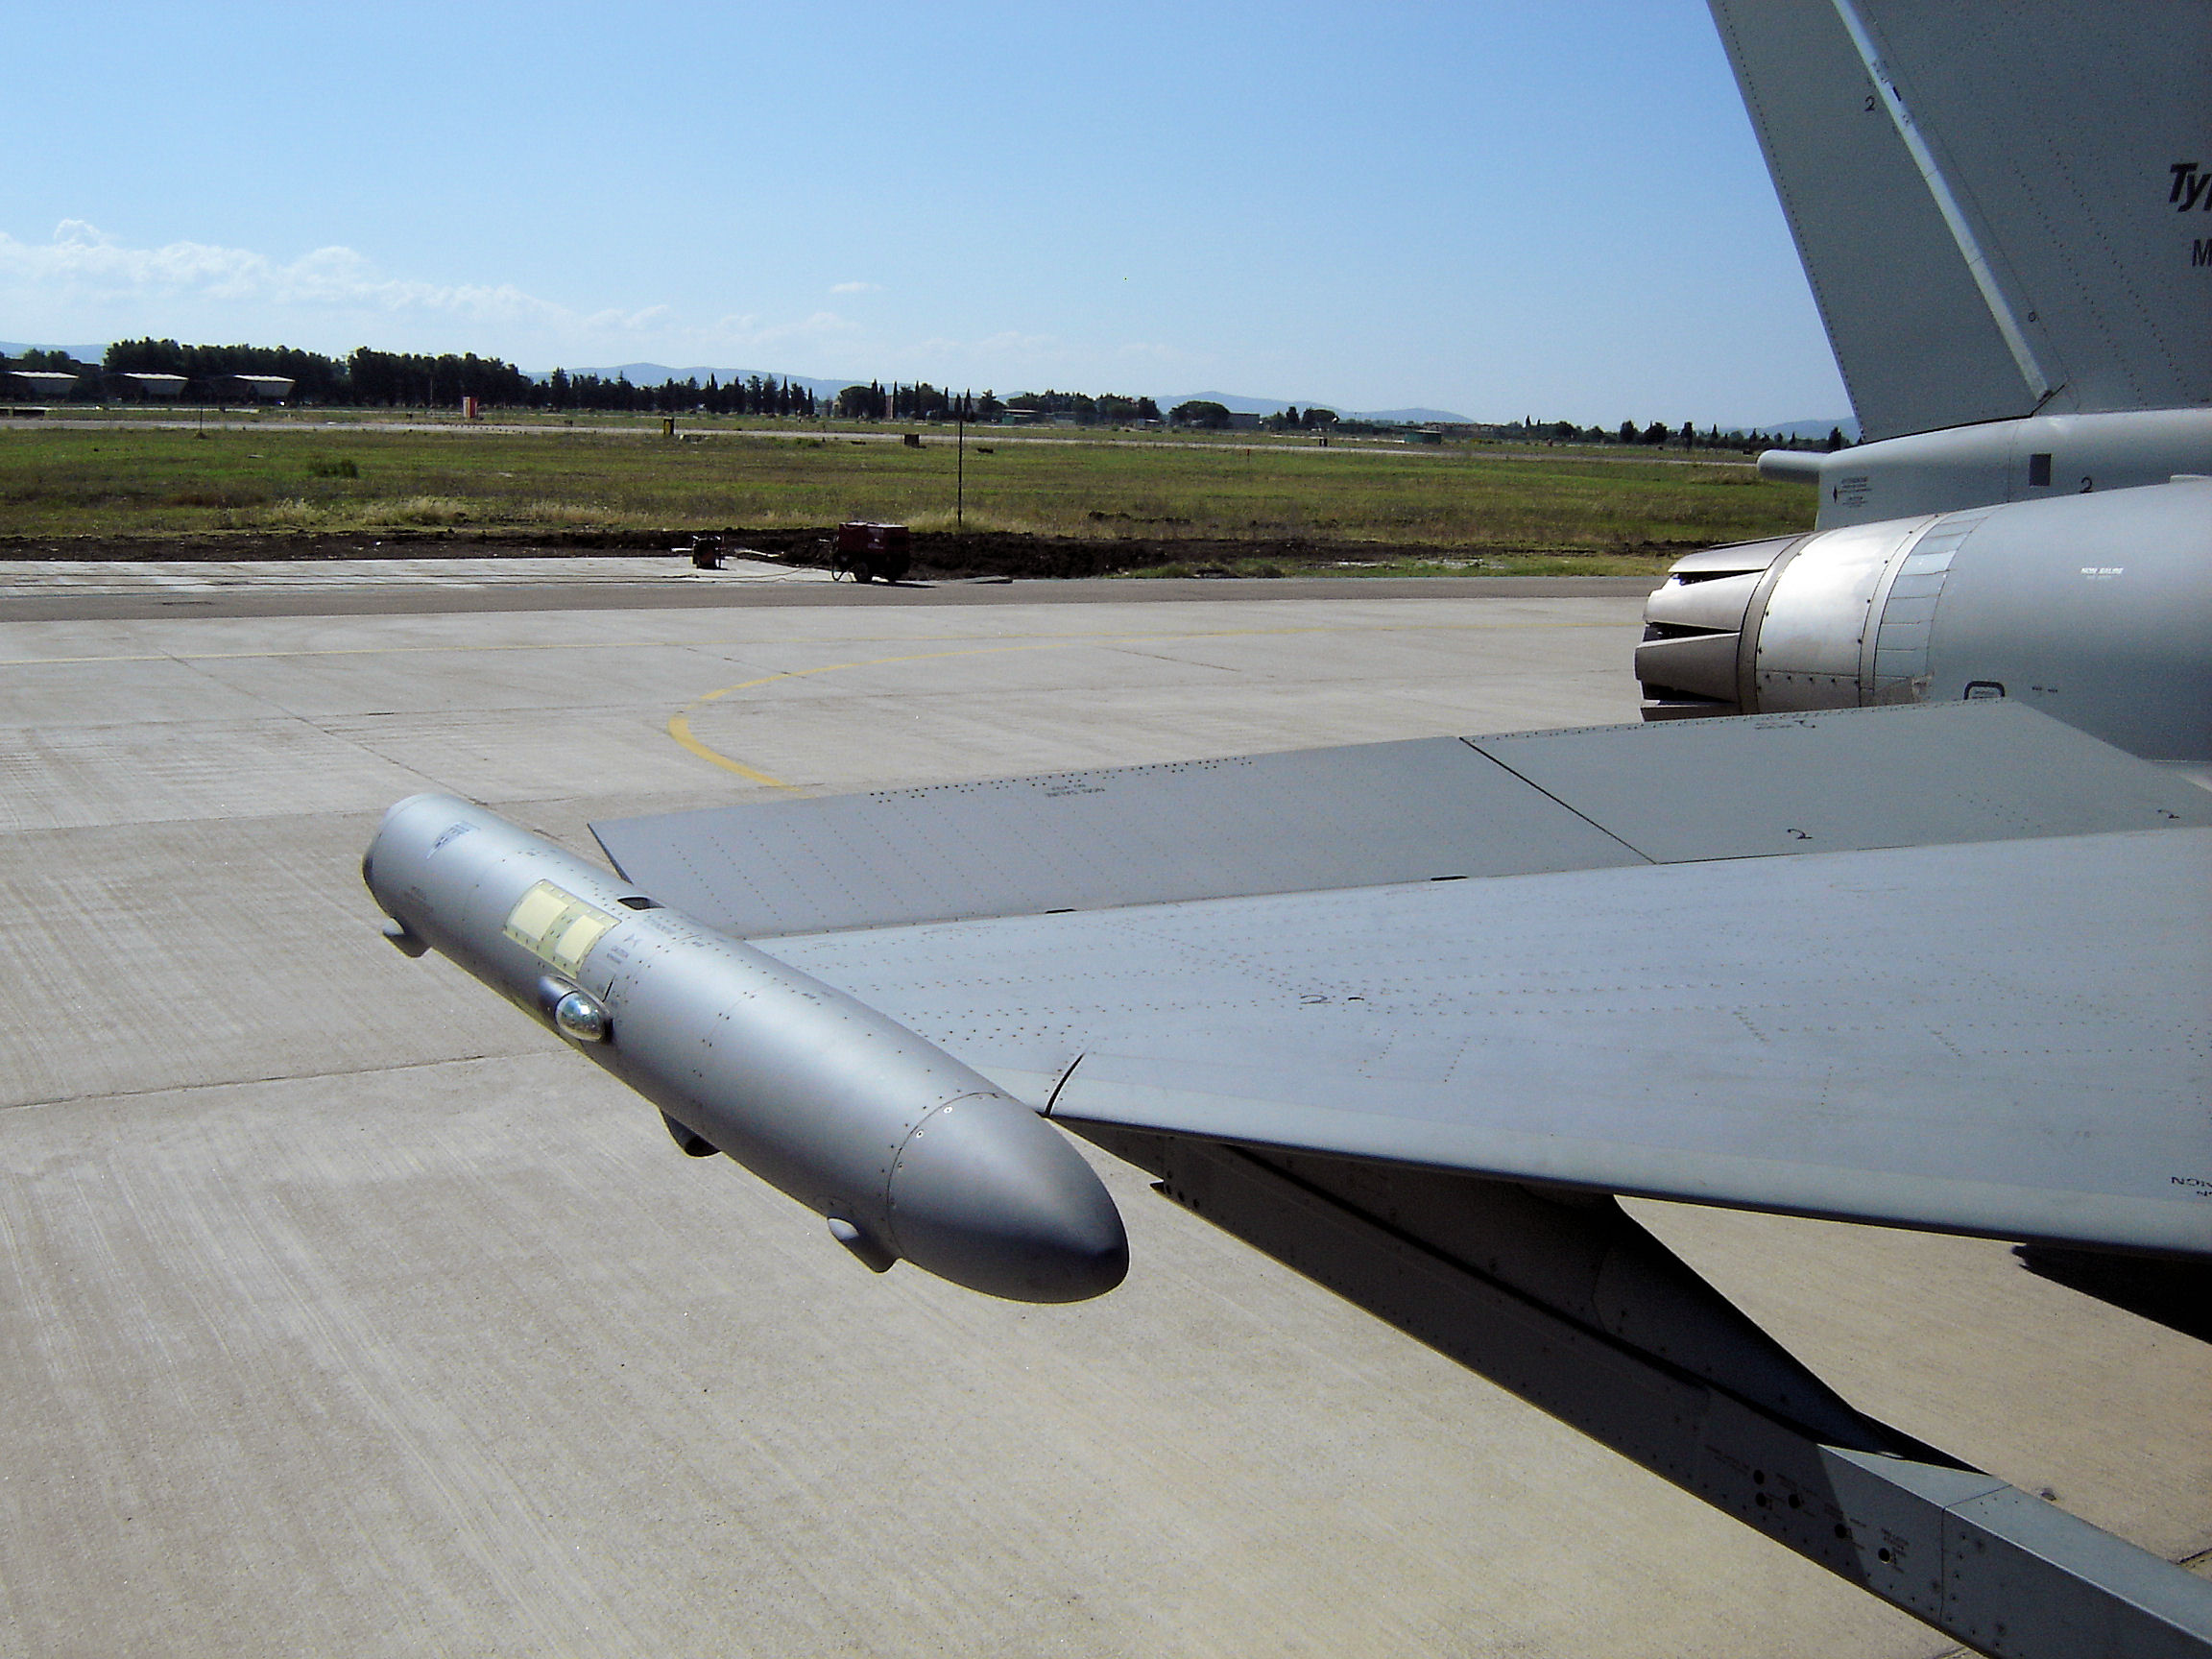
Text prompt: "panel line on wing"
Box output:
[[1452, 735, 1651, 863]]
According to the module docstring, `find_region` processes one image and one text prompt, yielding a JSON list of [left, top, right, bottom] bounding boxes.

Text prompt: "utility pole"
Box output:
[[956, 392, 966, 533]]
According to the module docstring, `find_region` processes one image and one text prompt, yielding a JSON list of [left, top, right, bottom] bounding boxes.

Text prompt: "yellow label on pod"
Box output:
[[503, 880, 620, 975]]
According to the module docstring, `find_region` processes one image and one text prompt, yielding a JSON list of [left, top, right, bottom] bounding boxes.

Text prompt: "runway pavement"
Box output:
[[0, 565, 2203, 1657], [0, 557, 1658, 623]]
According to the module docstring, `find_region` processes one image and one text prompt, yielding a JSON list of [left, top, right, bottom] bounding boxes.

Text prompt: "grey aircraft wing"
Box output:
[[582, 697, 2212, 1652], [594, 699, 2212, 1262]]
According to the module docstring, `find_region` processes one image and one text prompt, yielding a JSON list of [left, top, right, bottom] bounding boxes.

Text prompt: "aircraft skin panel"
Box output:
[[1706, 0, 2212, 441], [593, 703, 2212, 943], [593, 734, 1648, 940], [757, 827, 2212, 1260], [1470, 701, 2212, 864]]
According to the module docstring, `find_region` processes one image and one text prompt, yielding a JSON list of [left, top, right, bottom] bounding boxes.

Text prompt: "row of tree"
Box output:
[[1135, 406, 1842, 449], [6, 344, 1175, 427], [835, 379, 966, 421], [826, 382, 1169, 425], [1562, 419, 1847, 452], [3, 342, 1847, 448], [546, 369, 819, 417], [98, 338, 540, 405], [1, 340, 820, 415], [999, 388, 1164, 425], [1167, 401, 1343, 431]]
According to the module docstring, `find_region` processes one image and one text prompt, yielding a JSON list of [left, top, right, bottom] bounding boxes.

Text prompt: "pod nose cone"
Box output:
[[888, 1096, 1128, 1303]]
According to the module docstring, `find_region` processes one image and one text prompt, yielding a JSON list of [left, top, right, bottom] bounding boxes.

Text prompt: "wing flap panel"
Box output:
[[1474, 701, 2212, 864], [1051, 1067, 2205, 1260]]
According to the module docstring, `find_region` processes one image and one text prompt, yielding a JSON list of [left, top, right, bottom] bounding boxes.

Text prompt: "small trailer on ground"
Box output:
[[830, 521, 911, 584]]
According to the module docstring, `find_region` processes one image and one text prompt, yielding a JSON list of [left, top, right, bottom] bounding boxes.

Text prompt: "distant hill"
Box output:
[[1161, 390, 1308, 417], [0, 341, 108, 362], [1352, 406, 1478, 425]]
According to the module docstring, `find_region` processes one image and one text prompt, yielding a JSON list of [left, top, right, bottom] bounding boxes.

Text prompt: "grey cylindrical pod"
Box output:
[[363, 793, 1126, 1303]]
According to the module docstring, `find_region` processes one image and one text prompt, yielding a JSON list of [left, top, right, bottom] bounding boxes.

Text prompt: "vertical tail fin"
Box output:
[[1708, 0, 2212, 441]]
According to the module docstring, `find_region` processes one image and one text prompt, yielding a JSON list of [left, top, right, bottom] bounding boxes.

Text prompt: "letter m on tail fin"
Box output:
[[1708, 0, 2212, 442]]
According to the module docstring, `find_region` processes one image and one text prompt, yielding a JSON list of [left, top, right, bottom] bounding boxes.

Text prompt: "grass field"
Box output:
[[0, 415, 1815, 574]]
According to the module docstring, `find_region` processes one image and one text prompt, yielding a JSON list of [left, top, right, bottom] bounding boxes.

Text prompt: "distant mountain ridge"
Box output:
[[0, 342, 110, 362]]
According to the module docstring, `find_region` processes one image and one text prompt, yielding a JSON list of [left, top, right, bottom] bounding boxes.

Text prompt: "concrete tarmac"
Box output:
[[0, 567, 2204, 1658], [0, 557, 1659, 623]]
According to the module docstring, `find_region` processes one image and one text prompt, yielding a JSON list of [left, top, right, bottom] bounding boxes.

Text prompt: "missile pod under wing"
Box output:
[[361, 793, 1128, 1303]]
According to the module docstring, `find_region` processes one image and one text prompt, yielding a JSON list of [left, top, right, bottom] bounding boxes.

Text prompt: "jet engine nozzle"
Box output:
[[362, 794, 1128, 1304], [1637, 480, 2212, 763]]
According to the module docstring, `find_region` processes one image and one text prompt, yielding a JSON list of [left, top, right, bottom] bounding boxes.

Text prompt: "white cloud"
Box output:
[[0, 220, 568, 325], [973, 329, 1059, 353], [0, 221, 881, 367], [828, 280, 880, 295], [926, 329, 1074, 373], [580, 302, 670, 332], [0, 224, 1206, 389], [706, 309, 860, 349]]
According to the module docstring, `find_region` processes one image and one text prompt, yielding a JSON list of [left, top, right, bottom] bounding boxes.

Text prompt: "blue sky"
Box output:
[[1, 3, 1849, 425]]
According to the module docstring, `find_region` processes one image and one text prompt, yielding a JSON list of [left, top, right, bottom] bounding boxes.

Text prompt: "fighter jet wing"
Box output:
[[592, 701, 2212, 1260]]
